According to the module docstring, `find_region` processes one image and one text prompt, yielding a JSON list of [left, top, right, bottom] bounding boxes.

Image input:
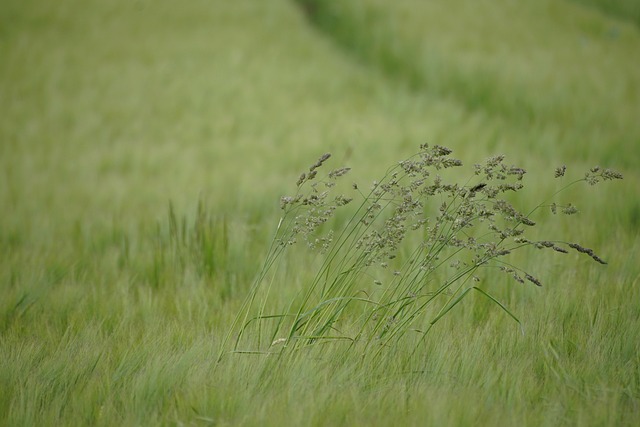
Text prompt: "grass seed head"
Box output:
[[249, 144, 620, 357]]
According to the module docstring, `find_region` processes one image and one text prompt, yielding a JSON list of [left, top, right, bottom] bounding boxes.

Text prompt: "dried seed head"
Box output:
[[508, 167, 527, 180], [586, 173, 599, 186], [328, 167, 351, 179], [309, 153, 332, 172], [583, 166, 622, 186], [592, 255, 607, 265], [520, 217, 536, 226], [334, 195, 352, 206], [470, 183, 487, 192], [569, 243, 593, 255], [525, 274, 542, 287], [280, 196, 294, 209], [602, 169, 623, 181], [567, 243, 606, 264], [433, 145, 453, 156], [555, 165, 567, 178]]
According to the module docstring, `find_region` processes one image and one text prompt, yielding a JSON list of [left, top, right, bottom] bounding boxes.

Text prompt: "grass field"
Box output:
[[1, 0, 639, 425]]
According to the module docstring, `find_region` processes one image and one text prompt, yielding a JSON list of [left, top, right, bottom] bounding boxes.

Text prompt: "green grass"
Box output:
[[571, 0, 640, 27], [1, 0, 639, 425]]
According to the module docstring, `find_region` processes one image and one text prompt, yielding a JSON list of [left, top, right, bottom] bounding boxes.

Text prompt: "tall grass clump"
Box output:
[[220, 144, 622, 363]]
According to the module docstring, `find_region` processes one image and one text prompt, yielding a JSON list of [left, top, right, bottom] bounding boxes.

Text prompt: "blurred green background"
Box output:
[[1, 0, 639, 425]]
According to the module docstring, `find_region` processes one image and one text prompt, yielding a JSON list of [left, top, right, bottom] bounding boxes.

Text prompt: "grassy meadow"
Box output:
[[1, 0, 639, 425]]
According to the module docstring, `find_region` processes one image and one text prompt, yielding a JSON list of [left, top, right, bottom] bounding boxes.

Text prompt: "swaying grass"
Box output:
[[225, 145, 623, 366], [1, 0, 639, 425]]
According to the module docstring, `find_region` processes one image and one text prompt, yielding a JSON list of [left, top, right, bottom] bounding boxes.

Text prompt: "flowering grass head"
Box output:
[[221, 144, 622, 362]]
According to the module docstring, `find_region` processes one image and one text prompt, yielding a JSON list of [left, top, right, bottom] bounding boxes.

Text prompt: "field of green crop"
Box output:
[[1, 0, 639, 425]]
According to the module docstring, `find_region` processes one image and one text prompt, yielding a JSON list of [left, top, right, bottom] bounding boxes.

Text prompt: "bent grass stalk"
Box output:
[[219, 145, 622, 363]]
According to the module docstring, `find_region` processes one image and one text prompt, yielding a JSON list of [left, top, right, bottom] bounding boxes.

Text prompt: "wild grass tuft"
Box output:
[[222, 144, 622, 364]]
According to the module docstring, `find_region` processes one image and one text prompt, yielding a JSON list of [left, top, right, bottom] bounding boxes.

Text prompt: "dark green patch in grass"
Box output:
[[571, 0, 640, 28]]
